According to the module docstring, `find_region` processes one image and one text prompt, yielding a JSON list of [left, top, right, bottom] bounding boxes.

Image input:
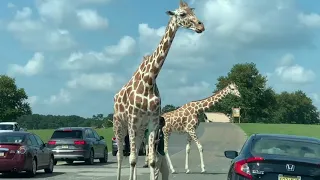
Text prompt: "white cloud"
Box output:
[[60, 36, 136, 70], [36, 0, 111, 25], [137, 0, 320, 72], [299, 13, 320, 29], [44, 89, 71, 104], [7, 2, 15, 8], [76, 9, 108, 30], [67, 73, 124, 91], [271, 53, 315, 84], [36, 0, 72, 24], [7, 7, 76, 51], [7, 52, 44, 76], [27, 96, 38, 107]]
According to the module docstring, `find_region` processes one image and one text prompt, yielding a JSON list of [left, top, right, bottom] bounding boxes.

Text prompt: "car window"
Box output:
[[51, 130, 83, 139], [91, 129, 100, 139], [0, 134, 25, 143], [252, 138, 320, 159], [0, 124, 13, 130], [34, 135, 44, 145], [29, 135, 39, 146], [85, 129, 95, 138]]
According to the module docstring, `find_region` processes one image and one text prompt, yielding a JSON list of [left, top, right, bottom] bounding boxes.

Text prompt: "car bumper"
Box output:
[[0, 155, 27, 172], [52, 149, 90, 161]]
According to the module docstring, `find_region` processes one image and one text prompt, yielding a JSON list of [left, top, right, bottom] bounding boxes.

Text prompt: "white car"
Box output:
[[0, 122, 25, 132]]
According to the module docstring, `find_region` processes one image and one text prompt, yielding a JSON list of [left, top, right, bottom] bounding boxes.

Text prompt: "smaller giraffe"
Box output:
[[162, 82, 241, 174]]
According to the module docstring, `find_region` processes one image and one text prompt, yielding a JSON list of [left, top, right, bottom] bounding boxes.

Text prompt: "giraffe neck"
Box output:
[[140, 17, 179, 88], [193, 88, 230, 113]]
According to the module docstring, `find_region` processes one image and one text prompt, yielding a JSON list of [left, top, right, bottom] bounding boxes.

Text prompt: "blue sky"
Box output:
[[1, 0, 320, 117]]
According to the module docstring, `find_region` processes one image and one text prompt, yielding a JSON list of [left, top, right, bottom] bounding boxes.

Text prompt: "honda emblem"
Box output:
[[286, 164, 295, 171]]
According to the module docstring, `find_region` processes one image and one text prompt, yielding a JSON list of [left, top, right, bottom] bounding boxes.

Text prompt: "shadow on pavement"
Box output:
[[0, 172, 64, 178], [58, 161, 117, 166], [189, 172, 227, 175]]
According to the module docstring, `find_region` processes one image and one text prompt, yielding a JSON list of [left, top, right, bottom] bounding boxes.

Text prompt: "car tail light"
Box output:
[[48, 140, 56, 145], [112, 137, 116, 141], [234, 156, 264, 179], [74, 140, 86, 145], [16, 146, 27, 154], [63, 129, 72, 132]]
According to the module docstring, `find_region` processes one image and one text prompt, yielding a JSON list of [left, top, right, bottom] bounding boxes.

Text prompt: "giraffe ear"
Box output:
[[166, 11, 175, 16]]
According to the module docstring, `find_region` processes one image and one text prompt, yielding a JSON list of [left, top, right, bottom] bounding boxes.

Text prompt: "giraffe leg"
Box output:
[[114, 115, 125, 180], [189, 130, 206, 173], [185, 135, 192, 174], [128, 116, 139, 180], [163, 131, 176, 174]]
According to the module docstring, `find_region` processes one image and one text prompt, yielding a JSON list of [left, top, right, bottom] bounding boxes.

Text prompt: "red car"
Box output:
[[0, 131, 54, 177]]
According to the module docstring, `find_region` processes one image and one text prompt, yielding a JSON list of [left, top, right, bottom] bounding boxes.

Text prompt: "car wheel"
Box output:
[[66, 160, 73, 164], [44, 157, 54, 173], [99, 148, 108, 163], [85, 149, 94, 165], [27, 158, 37, 177]]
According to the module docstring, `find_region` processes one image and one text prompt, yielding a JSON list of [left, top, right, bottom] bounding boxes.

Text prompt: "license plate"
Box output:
[[61, 145, 68, 149], [0, 152, 4, 156], [278, 174, 301, 180]]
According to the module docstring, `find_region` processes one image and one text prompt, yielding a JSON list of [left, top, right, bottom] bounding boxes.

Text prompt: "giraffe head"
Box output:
[[166, 0, 205, 33], [226, 82, 241, 97]]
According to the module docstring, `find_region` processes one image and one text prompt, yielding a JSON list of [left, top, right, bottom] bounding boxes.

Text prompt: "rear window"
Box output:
[[51, 130, 83, 139], [0, 124, 13, 130], [0, 134, 25, 143], [252, 138, 320, 159]]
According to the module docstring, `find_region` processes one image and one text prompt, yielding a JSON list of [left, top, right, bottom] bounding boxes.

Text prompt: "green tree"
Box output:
[[274, 91, 319, 124], [161, 104, 178, 114], [210, 63, 277, 123], [0, 75, 32, 121]]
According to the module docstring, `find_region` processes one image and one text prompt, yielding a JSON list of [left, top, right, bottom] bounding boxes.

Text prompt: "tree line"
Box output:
[[1, 62, 319, 129]]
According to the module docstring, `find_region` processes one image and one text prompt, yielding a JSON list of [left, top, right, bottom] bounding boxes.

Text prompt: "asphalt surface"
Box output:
[[0, 122, 246, 179]]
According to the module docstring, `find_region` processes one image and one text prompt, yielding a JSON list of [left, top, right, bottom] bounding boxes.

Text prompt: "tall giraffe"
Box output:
[[162, 82, 241, 174], [112, 1, 205, 179]]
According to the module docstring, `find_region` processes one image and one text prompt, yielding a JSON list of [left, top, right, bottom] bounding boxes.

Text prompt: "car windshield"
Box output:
[[252, 137, 320, 159], [0, 134, 25, 143], [0, 125, 14, 130], [51, 130, 83, 139]]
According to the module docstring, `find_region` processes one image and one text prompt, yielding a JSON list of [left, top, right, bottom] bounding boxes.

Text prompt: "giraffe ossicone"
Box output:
[[161, 82, 241, 174], [112, 0, 205, 179]]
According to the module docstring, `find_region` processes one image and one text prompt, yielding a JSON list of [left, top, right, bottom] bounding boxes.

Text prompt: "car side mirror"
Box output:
[[100, 136, 104, 140], [43, 143, 47, 147], [224, 150, 238, 159]]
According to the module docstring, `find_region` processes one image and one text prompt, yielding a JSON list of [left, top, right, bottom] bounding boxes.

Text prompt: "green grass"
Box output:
[[238, 123, 320, 139], [29, 128, 115, 149]]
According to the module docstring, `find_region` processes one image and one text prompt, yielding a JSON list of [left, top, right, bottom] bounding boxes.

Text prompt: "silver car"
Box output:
[[47, 127, 108, 165]]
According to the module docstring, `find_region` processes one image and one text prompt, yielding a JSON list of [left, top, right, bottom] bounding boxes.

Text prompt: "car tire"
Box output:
[[44, 156, 54, 173], [27, 158, 37, 177], [66, 160, 73, 164], [85, 149, 94, 165], [99, 148, 108, 163], [112, 151, 117, 156]]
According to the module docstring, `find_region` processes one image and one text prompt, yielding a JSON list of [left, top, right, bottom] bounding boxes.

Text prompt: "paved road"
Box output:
[[0, 123, 246, 179]]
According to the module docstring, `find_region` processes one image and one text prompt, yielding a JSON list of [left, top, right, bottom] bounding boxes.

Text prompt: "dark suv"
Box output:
[[47, 127, 108, 165]]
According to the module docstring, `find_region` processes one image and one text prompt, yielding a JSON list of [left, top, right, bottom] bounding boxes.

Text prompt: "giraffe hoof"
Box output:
[[186, 170, 190, 174]]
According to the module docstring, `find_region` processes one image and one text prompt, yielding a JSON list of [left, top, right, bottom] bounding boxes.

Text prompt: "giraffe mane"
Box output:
[[190, 88, 225, 102]]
